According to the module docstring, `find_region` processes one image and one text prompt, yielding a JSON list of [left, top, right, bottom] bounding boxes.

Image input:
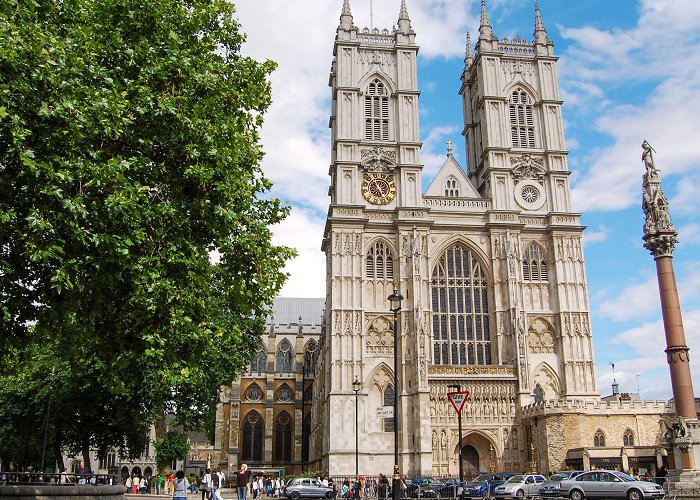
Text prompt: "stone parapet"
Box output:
[[0, 484, 126, 499]]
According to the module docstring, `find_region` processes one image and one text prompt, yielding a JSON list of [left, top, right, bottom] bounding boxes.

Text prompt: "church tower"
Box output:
[[315, 0, 600, 477]]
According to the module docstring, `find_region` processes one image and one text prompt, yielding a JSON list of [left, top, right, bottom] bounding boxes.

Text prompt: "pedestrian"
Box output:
[[258, 476, 264, 498], [133, 475, 140, 494], [218, 469, 226, 500], [252, 475, 259, 499], [211, 468, 221, 500], [235, 464, 251, 500], [656, 466, 667, 486], [173, 470, 189, 500], [75, 460, 89, 485], [202, 468, 212, 500], [126, 476, 132, 492]]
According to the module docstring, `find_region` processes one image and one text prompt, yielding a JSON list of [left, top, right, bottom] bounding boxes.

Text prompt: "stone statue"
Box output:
[[642, 140, 658, 179]]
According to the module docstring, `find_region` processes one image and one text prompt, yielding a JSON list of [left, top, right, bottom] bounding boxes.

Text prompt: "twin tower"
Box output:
[[313, 0, 600, 476]]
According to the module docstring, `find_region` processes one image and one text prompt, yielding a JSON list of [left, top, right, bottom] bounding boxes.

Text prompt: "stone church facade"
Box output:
[[209, 1, 694, 479]]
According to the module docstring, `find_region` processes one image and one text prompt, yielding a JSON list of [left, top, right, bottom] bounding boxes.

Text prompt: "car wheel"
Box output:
[[516, 490, 524, 499], [291, 492, 300, 500], [326, 492, 333, 499], [627, 490, 642, 500], [569, 489, 584, 500]]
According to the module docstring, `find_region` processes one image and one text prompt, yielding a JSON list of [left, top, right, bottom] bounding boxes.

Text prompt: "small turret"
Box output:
[[339, 0, 354, 31], [465, 32, 474, 68], [534, 2, 550, 45], [478, 0, 494, 41], [397, 0, 413, 35]]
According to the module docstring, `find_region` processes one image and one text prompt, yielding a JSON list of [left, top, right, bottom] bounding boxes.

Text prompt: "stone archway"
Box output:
[[457, 432, 497, 478]]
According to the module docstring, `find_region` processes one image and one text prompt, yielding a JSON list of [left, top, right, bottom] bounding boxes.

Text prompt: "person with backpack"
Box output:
[[173, 470, 189, 500]]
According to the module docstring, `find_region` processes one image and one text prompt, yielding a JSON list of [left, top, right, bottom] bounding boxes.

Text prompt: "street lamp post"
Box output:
[[447, 384, 464, 483], [353, 377, 361, 479], [388, 288, 403, 500], [41, 370, 56, 472]]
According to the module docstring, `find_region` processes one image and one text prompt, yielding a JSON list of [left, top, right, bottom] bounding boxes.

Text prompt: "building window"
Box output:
[[366, 241, 394, 281], [241, 411, 264, 461], [444, 177, 460, 197], [277, 384, 293, 402], [509, 88, 535, 149], [304, 340, 317, 376], [302, 413, 311, 463], [522, 242, 548, 282], [274, 412, 293, 462], [365, 79, 390, 141], [250, 348, 267, 374], [383, 385, 395, 432], [276, 339, 293, 373], [593, 429, 606, 447], [623, 429, 635, 447], [431, 244, 491, 365], [245, 383, 263, 402]]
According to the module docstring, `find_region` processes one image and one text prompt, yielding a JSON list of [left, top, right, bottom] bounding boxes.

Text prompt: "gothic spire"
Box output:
[[641, 141, 677, 258], [339, 0, 354, 31], [464, 32, 474, 68], [478, 0, 494, 40], [397, 0, 412, 34], [534, 2, 549, 45]]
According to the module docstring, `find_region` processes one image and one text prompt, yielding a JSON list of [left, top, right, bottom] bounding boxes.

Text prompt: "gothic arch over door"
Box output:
[[461, 444, 479, 478]]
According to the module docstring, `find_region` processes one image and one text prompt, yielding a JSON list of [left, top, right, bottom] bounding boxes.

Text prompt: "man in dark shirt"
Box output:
[[75, 460, 89, 485], [235, 464, 251, 500]]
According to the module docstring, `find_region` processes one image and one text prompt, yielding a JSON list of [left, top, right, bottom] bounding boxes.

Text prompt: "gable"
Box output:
[[424, 155, 480, 198]]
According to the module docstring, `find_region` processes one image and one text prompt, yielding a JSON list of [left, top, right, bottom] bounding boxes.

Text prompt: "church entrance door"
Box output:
[[461, 444, 479, 479]]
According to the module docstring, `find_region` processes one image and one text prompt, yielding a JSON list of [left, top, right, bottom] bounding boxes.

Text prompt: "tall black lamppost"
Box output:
[[41, 369, 56, 472], [353, 377, 361, 479], [388, 288, 403, 500], [447, 384, 464, 483]]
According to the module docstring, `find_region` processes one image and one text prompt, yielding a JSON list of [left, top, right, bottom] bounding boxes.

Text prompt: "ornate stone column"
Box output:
[[641, 141, 699, 485]]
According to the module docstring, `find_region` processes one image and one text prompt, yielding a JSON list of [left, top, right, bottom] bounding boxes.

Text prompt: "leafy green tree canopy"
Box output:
[[154, 431, 190, 470], [0, 0, 293, 456]]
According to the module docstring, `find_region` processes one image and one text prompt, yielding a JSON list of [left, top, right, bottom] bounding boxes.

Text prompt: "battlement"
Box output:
[[521, 398, 674, 416]]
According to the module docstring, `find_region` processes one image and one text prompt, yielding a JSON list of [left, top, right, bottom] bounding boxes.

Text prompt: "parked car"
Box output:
[[459, 473, 518, 499], [407, 477, 445, 498], [539, 471, 584, 498], [438, 478, 465, 498], [283, 477, 334, 499], [558, 470, 665, 500], [492, 474, 546, 499]]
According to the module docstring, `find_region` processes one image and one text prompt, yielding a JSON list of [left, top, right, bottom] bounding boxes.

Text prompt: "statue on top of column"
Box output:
[[641, 141, 677, 258]]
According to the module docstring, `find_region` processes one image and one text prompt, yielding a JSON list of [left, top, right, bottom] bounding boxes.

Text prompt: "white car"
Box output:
[[492, 474, 546, 499], [558, 470, 665, 500]]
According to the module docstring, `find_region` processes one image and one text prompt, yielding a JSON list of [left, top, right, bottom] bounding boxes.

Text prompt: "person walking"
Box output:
[[173, 471, 189, 500], [235, 464, 251, 500], [202, 469, 213, 500]]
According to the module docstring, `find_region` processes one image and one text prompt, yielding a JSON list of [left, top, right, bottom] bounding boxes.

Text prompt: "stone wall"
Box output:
[[0, 484, 126, 499]]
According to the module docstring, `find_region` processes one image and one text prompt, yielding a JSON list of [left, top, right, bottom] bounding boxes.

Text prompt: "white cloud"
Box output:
[[679, 224, 700, 246], [583, 224, 608, 244], [671, 175, 700, 215]]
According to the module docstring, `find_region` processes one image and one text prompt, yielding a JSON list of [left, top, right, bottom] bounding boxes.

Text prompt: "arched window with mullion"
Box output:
[[277, 339, 293, 373], [431, 244, 491, 366], [365, 79, 390, 142], [273, 412, 293, 462], [241, 411, 264, 461], [509, 88, 536, 149]]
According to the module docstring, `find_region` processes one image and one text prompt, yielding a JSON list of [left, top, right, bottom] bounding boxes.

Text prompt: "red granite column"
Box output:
[[656, 256, 697, 418]]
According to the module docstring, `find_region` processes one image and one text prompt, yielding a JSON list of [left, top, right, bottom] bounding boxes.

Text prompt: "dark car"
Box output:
[[283, 477, 334, 499], [460, 473, 518, 500], [539, 471, 584, 498], [558, 470, 665, 500], [407, 477, 445, 498], [438, 478, 466, 498]]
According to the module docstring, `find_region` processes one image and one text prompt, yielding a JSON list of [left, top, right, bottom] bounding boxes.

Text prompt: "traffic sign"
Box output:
[[447, 390, 470, 414]]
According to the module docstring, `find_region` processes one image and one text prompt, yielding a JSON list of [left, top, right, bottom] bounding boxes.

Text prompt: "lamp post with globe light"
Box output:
[[388, 287, 403, 500]]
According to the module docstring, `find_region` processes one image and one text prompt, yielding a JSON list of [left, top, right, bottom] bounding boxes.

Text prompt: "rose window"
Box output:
[[521, 185, 539, 204]]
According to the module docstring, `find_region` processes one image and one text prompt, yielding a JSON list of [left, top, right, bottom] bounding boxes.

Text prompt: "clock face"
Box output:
[[362, 173, 397, 205]]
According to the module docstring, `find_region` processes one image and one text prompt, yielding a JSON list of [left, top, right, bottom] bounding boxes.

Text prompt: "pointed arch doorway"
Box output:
[[461, 444, 480, 478]]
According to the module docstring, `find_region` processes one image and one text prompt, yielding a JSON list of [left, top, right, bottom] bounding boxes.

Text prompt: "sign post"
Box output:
[[447, 388, 470, 484]]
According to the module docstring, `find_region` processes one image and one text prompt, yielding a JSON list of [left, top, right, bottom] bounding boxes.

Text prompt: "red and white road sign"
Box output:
[[447, 390, 470, 414]]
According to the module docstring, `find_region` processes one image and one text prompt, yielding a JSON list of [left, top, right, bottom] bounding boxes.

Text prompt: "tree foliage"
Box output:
[[0, 0, 293, 462], [154, 431, 190, 470]]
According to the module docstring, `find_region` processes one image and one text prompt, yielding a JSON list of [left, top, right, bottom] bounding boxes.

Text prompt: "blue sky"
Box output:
[[235, 0, 700, 402]]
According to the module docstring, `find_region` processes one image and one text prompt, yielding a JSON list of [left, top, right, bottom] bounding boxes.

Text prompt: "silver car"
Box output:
[[492, 474, 546, 499], [558, 470, 665, 500], [283, 478, 334, 499], [539, 471, 584, 497]]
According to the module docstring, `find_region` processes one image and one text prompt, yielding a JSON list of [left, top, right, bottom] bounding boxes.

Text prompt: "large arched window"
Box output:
[[593, 429, 606, 447], [509, 88, 535, 149], [274, 412, 293, 462], [623, 429, 635, 447], [304, 340, 317, 376], [250, 348, 267, 374], [276, 339, 293, 373], [366, 241, 394, 281], [431, 244, 491, 365], [302, 413, 311, 463], [365, 79, 390, 141], [522, 243, 548, 282], [383, 385, 395, 432], [241, 411, 264, 461]]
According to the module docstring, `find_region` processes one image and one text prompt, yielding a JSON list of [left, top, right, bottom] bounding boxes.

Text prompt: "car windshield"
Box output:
[[505, 475, 525, 484], [549, 474, 567, 481], [616, 472, 636, 482]]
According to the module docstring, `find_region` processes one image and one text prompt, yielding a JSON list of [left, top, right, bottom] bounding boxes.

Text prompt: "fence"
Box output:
[[0, 471, 119, 485]]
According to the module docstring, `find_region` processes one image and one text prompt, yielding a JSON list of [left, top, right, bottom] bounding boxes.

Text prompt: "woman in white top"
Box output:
[[173, 470, 189, 500]]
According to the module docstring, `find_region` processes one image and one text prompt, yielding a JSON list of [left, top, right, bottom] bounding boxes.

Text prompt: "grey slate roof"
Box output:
[[270, 297, 324, 326]]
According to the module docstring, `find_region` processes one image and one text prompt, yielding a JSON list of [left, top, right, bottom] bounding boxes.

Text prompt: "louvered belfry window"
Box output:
[[365, 79, 390, 141], [509, 88, 535, 148], [366, 241, 394, 281], [431, 244, 491, 366], [522, 242, 548, 282]]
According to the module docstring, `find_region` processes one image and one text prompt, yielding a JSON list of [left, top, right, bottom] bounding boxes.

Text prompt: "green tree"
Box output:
[[154, 431, 190, 470], [0, 0, 293, 462]]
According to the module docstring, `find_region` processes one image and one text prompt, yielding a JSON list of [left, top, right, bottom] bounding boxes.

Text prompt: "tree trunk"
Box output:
[[82, 439, 91, 471], [53, 424, 65, 472]]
